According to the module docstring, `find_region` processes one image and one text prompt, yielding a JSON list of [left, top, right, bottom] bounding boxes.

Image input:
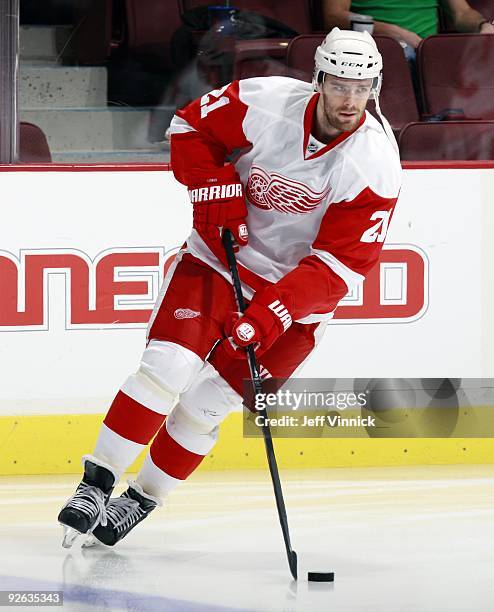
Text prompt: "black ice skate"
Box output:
[[91, 481, 161, 546], [58, 455, 118, 548]]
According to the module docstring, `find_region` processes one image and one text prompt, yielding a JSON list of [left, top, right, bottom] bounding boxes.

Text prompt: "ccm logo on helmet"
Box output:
[[269, 300, 292, 331], [341, 61, 364, 67], [189, 183, 243, 203]]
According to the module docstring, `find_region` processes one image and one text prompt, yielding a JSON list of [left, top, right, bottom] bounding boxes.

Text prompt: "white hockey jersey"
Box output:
[[169, 76, 402, 324]]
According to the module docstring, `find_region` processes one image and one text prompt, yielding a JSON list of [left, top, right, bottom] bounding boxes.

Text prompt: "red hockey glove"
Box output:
[[188, 174, 248, 247], [225, 289, 293, 358]]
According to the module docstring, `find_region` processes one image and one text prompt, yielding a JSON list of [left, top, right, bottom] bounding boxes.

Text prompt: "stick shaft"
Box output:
[[222, 230, 297, 580]]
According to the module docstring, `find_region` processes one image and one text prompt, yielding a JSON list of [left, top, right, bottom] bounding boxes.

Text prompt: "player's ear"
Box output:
[[318, 72, 326, 93], [312, 69, 325, 93]]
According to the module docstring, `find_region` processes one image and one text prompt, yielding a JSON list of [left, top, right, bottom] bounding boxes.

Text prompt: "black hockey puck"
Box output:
[[308, 572, 334, 582]]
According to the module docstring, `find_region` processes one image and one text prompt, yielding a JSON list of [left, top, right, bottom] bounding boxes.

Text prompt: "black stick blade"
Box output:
[[289, 551, 298, 580]]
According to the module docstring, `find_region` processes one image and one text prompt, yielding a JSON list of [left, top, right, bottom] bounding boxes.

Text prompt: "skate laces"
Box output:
[[62, 482, 109, 529], [106, 495, 143, 532]]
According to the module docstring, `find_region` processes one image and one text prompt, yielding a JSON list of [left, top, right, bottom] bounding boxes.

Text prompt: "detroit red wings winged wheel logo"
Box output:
[[246, 166, 330, 214]]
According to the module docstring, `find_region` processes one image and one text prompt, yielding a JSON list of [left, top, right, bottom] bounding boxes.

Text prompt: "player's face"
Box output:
[[320, 76, 373, 133]]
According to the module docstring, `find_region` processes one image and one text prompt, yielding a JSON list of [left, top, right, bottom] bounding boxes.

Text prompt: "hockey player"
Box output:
[[58, 28, 401, 547]]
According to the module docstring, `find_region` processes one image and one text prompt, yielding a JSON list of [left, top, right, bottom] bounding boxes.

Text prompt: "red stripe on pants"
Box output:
[[150, 424, 205, 480], [104, 391, 166, 445]]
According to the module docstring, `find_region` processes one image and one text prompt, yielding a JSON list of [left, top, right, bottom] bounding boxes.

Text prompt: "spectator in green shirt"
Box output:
[[323, 0, 494, 49]]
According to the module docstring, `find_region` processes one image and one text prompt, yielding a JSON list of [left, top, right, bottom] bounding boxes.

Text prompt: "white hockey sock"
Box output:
[[93, 423, 145, 477], [135, 453, 182, 501]]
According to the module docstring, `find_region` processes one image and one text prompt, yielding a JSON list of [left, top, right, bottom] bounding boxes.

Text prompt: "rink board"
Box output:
[[0, 162, 493, 474], [2, 412, 494, 475]]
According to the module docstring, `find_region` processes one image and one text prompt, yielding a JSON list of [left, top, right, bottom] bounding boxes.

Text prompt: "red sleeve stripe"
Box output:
[[168, 115, 197, 135], [274, 254, 350, 318], [311, 247, 364, 292]]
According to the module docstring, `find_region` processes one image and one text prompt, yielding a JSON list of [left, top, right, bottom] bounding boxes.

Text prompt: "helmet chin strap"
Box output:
[[371, 74, 400, 156]]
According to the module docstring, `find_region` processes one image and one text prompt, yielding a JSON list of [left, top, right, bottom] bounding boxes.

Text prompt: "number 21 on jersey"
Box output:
[[360, 210, 391, 243]]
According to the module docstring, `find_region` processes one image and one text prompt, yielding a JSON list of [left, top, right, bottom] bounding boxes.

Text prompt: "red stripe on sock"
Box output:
[[104, 391, 166, 445], [150, 425, 205, 480]]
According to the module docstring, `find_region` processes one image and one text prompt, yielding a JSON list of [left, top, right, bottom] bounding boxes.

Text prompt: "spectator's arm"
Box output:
[[322, 0, 422, 47], [442, 0, 494, 33], [322, 0, 353, 30]]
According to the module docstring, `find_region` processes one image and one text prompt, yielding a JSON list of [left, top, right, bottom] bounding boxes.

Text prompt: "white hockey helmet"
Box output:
[[313, 27, 382, 90], [313, 28, 399, 156]]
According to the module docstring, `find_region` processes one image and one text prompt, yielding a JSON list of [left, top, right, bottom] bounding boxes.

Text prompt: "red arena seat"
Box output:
[[19, 122, 52, 163], [233, 40, 290, 80], [73, 0, 113, 65], [468, 0, 494, 21], [182, 1, 311, 81], [418, 34, 494, 120], [285, 34, 323, 79], [399, 121, 494, 160], [125, 0, 183, 68], [179, 0, 312, 35], [286, 35, 419, 132]]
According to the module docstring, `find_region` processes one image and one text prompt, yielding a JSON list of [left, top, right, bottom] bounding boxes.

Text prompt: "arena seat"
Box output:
[[285, 35, 419, 132], [19, 122, 52, 163], [308, 0, 326, 32], [398, 121, 494, 160], [125, 0, 183, 69], [285, 34, 322, 79], [73, 0, 113, 65], [124, 1, 307, 78], [179, 0, 313, 35], [468, 0, 494, 21], [418, 34, 494, 120], [182, 0, 311, 82], [233, 40, 290, 80]]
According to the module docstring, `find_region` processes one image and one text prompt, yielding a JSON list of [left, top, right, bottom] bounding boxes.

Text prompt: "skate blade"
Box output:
[[61, 525, 82, 549], [81, 534, 99, 548]]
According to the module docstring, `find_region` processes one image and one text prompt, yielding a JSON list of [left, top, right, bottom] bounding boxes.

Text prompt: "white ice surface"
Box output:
[[1, 465, 494, 611]]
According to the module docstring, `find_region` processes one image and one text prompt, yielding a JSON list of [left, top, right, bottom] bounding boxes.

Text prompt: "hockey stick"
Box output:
[[222, 229, 298, 581]]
